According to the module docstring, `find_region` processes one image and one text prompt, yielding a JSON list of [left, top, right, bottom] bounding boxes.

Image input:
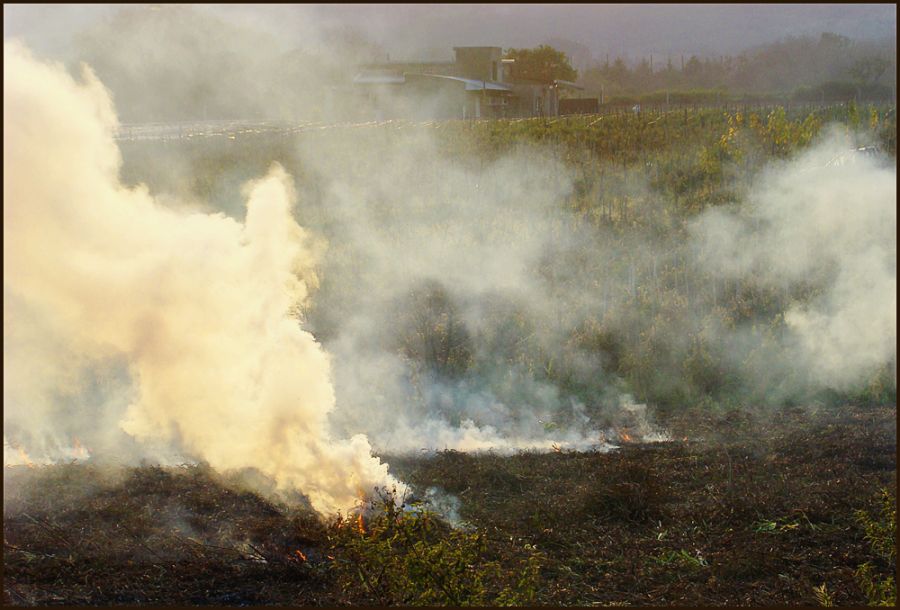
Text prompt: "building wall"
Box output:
[[509, 83, 559, 117], [453, 47, 504, 82]]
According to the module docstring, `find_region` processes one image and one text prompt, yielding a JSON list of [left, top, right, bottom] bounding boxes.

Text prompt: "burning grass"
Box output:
[[3, 404, 896, 605]]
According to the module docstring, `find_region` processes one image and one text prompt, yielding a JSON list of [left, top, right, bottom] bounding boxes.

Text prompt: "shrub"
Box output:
[[792, 81, 894, 103], [328, 490, 542, 605], [815, 488, 896, 606]]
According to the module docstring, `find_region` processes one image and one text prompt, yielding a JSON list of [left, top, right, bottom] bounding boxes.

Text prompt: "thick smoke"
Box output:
[[5, 14, 895, 519], [691, 131, 896, 391], [3, 41, 400, 514], [284, 129, 664, 452], [64, 5, 388, 124], [285, 119, 895, 448]]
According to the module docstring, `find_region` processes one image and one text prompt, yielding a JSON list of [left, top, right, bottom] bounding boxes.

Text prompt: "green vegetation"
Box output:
[[504, 44, 579, 83], [433, 104, 896, 415], [853, 489, 896, 606], [816, 488, 896, 607], [814, 582, 835, 607], [328, 491, 541, 605], [119, 103, 897, 421], [579, 32, 895, 103], [652, 549, 708, 570]]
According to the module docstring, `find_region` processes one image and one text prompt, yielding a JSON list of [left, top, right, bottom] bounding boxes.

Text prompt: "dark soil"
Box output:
[[3, 404, 895, 606]]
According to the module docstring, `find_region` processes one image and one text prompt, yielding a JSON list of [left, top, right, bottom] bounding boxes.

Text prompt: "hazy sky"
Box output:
[[4, 3, 896, 64]]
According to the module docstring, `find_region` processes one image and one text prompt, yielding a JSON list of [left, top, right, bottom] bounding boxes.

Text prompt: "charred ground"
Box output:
[[3, 404, 895, 606]]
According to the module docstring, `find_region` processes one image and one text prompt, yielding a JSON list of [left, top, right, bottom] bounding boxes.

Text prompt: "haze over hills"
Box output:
[[4, 4, 896, 63], [220, 4, 897, 62], [3, 4, 895, 123]]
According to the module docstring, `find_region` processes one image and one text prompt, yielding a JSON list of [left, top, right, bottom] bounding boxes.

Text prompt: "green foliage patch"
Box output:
[[328, 490, 542, 606]]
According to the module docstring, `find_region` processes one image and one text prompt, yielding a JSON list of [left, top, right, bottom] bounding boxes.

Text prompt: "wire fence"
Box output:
[[114, 100, 896, 141]]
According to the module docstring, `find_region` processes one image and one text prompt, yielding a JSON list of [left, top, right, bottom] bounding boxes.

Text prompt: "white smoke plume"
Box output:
[[3, 41, 401, 515], [691, 130, 896, 390], [286, 128, 654, 453]]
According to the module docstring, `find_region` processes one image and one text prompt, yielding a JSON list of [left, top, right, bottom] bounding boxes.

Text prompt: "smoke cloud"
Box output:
[[5, 20, 894, 518], [3, 41, 400, 515], [691, 132, 896, 390], [289, 130, 647, 453]]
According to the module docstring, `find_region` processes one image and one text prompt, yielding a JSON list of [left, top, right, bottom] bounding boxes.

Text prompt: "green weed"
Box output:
[[328, 490, 542, 606], [853, 489, 896, 606], [653, 548, 709, 570]]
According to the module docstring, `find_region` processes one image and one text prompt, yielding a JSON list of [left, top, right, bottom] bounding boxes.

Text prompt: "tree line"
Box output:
[[578, 32, 896, 103], [506, 33, 895, 105]]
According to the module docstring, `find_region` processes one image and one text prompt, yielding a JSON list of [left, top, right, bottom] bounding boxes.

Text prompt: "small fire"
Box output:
[[294, 550, 307, 562], [618, 429, 634, 443], [353, 487, 368, 534], [71, 437, 90, 460], [18, 448, 35, 468]]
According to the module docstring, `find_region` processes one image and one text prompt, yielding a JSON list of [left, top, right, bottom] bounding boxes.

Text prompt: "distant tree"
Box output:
[[848, 56, 890, 85], [634, 58, 653, 90], [818, 32, 853, 51], [575, 30, 895, 101], [609, 57, 629, 84], [504, 45, 578, 83], [543, 37, 593, 74]]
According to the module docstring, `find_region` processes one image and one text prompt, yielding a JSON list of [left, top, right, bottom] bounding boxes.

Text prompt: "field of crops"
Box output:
[[117, 103, 897, 413], [6, 103, 896, 606]]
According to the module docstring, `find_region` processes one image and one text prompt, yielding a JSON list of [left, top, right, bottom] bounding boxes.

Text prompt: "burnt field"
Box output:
[[5, 7, 898, 608], [3, 404, 895, 606]]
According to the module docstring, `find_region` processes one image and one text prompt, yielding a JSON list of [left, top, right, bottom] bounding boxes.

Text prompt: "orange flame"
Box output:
[[18, 448, 35, 468], [294, 550, 307, 562], [72, 437, 90, 459], [357, 513, 366, 535], [617, 429, 634, 443]]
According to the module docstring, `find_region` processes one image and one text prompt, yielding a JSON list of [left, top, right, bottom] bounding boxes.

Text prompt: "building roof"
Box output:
[[354, 70, 513, 92], [407, 73, 512, 91]]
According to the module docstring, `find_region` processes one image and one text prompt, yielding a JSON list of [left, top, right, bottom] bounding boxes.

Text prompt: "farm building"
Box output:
[[352, 46, 584, 120]]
